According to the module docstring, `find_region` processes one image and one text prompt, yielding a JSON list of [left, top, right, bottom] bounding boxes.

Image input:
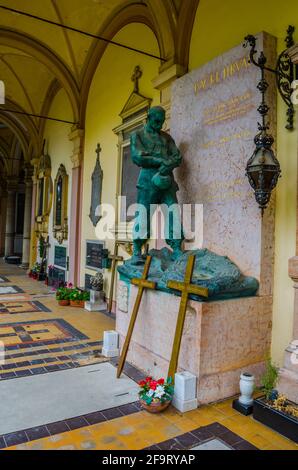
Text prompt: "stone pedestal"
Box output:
[[172, 371, 198, 412], [278, 256, 298, 403], [102, 330, 120, 358], [117, 286, 272, 404], [85, 289, 106, 312], [278, 45, 298, 404]]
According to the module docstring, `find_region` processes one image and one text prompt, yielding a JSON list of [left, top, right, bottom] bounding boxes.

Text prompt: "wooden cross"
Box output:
[[131, 65, 142, 94], [167, 255, 209, 381], [107, 241, 124, 314], [117, 256, 156, 378]]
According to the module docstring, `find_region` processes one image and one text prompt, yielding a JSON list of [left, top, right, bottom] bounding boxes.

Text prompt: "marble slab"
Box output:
[[0, 362, 138, 435], [171, 32, 277, 296], [192, 439, 232, 451]]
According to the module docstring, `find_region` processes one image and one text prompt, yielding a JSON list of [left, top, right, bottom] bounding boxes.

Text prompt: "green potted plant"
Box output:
[[138, 376, 174, 413], [259, 357, 279, 400], [253, 358, 298, 443], [69, 288, 90, 308], [56, 286, 71, 306]]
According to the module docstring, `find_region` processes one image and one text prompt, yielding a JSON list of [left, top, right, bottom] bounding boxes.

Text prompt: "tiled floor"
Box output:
[[0, 261, 297, 451]]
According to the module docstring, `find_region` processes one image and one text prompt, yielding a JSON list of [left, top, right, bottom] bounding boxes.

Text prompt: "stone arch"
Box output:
[[0, 99, 40, 159], [0, 28, 80, 123], [0, 113, 30, 162], [176, 0, 201, 70], [79, 2, 173, 125], [38, 78, 62, 150]]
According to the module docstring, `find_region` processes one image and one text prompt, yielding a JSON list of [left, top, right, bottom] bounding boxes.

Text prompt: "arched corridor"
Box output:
[[0, 0, 298, 453]]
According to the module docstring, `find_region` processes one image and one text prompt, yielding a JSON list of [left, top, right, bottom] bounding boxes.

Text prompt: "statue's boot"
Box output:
[[131, 240, 146, 265], [170, 241, 183, 260]]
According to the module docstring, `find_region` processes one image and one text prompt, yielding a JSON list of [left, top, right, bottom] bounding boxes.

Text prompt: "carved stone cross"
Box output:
[[131, 65, 142, 94]]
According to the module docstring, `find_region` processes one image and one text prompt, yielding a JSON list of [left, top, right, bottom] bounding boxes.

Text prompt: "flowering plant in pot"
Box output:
[[56, 284, 73, 306], [29, 262, 41, 280], [138, 376, 174, 413], [69, 288, 90, 307]]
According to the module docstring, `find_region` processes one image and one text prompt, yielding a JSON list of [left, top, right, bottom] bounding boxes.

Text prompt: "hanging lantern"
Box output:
[[246, 130, 281, 212], [243, 35, 284, 213]]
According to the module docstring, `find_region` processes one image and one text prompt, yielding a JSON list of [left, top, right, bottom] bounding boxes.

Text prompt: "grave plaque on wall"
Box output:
[[54, 245, 67, 269], [85, 274, 92, 290], [120, 144, 138, 221], [85, 240, 104, 270], [48, 267, 66, 287]]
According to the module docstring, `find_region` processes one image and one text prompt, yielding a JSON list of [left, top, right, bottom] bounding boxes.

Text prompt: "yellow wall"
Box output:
[[190, 0, 298, 365], [81, 23, 160, 292], [42, 88, 73, 276]]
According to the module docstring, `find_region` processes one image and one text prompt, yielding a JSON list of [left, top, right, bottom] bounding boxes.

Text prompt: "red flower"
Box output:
[[157, 378, 165, 385], [139, 380, 146, 387], [145, 376, 152, 383], [150, 380, 158, 390]]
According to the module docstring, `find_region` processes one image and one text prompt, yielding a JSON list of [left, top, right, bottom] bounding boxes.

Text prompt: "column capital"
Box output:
[[30, 157, 40, 183], [6, 177, 18, 192], [68, 126, 84, 168], [152, 63, 187, 131], [24, 164, 34, 186], [289, 256, 298, 283], [152, 63, 187, 91]]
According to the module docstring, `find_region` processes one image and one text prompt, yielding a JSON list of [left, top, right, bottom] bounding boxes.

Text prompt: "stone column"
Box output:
[[278, 44, 298, 402], [152, 63, 187, 131], [0, 187, 7, 256], [4, 181, 17, 257], [29, 158, 39, 268], [21, 166, 33, 268], [68, 127, 84, 286]]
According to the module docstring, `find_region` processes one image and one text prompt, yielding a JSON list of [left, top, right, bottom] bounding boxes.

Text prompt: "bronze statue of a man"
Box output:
[[131, 106, 184, 259]]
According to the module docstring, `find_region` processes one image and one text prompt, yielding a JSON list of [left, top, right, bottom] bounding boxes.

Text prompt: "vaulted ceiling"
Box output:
[[0, 0, 199, 171]]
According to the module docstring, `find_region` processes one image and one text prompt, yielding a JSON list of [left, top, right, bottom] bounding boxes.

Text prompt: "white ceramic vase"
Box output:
[[239, 372, 255, 406]]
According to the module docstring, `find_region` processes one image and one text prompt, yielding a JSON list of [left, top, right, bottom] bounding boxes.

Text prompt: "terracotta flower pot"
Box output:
[[70, 300, 84, 308], [58, 299, 70, 306], [140, 399, 171, 413]]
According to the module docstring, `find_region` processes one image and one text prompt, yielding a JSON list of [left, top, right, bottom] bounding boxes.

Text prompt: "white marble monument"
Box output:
[[116, 32, 277, 404]]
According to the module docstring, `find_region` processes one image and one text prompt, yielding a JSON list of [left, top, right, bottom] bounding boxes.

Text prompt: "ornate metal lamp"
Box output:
[[244, 35, 283, 213]]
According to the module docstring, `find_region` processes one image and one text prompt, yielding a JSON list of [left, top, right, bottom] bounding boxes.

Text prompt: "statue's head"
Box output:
[[147, 106, 166, 132]]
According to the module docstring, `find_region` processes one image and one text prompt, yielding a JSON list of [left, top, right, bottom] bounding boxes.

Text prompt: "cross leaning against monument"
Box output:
[[117, 105, 259, 382]]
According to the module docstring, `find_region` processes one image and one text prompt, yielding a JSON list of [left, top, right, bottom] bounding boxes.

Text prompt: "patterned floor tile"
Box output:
[[0, 301, 51, 314], [0, 286, 24, 295], [0, 318, 88, 348]]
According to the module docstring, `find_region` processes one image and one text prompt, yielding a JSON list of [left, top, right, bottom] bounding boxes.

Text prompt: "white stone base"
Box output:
[[172, 396, 198, 413], [85, 301, 107, 312], [116, 286, 272, 404], [102, 330, 120, 358], [102, 347, 120, 358]]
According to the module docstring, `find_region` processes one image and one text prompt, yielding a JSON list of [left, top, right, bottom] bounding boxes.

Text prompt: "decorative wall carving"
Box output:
[[53, 164, 68, 244], [89, 143, 103, 227]]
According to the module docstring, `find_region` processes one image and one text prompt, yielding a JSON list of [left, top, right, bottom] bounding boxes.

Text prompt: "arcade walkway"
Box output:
[[0, 261, 297, 451]]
